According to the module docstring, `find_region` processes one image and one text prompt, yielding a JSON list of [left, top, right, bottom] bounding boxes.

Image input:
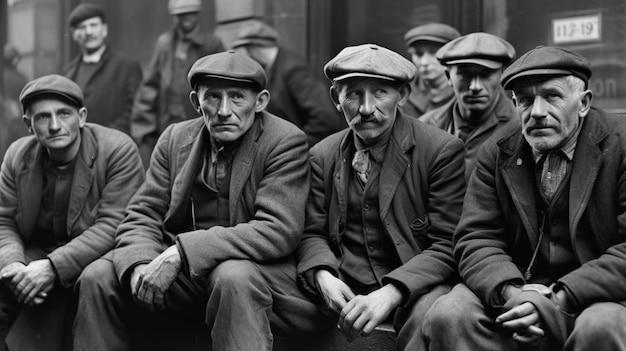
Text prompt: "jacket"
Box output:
[[114, 112, 310, 283], [454, 107, 626, 311], [63, 47, 143, 134], [297, 112, 466, 304]]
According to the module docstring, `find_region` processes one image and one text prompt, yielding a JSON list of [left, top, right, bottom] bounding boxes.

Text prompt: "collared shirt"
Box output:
[[451, 93, 501, 141], [202, 136, 239, 192], [82, 45, 107, 64]]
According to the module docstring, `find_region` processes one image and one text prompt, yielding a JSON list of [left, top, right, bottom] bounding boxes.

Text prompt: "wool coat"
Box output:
[[297, 112, 466, 304]]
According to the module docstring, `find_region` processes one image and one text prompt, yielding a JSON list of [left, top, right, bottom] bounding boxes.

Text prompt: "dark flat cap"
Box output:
[[20, 74, 84, 112], [188, 50, 267, 90], [501, 45, 591, 90], [168, 0, 202, 15], [324, 44, 416, 82], [404, 23, 460, 47], [231, 22, 279, 48], [68, 3, 105, 27], [437, 32, 516, 69]]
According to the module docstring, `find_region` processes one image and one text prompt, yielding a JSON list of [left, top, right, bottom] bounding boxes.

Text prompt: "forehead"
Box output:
[[76, 16, 104, 26], [408, 41, 443, 53], [196, 79, 257, 93], [337, 77, 399, 91], [27, 96, 78, 114]]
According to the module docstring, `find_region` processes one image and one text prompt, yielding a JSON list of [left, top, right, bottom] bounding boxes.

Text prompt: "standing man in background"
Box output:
[[401, 23, 459, 119], [63, 3, 143, 134], [131, 0, 225, 166], [231, 21, 346, 147]]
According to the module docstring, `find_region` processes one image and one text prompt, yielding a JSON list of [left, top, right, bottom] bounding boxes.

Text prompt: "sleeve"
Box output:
[[111, 60, 144, 134], [47, 136, 146, 287], [0, 144, 26, 270]]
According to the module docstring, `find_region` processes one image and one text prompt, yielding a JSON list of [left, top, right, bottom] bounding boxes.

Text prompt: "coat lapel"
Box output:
[[67, 128, 96, 233], [379, 115, 411, 219], [17, 146, 45, 236], [229, 117, 262, 223]]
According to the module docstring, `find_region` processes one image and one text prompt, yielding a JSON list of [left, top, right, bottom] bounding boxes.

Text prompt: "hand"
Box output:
[[5, 260, 55, 306], [131, 245, 182, 312], [314, 269, 355, 313], [497, 283, 549, 344], [338, 284, 403, 343]]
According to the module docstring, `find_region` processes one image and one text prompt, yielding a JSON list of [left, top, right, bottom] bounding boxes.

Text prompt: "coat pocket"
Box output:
[[409, 214, 430, 234]]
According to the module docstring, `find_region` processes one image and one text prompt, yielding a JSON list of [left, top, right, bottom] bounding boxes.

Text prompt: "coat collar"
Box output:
[[64, 47, 113, 80]]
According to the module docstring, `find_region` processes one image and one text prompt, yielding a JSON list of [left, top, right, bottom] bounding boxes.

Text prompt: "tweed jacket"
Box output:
[[113, 112, 310, 283], [265, 48, 346, 147], [454, 107, 626, 311], [297, 112, 466, 304], [420, 89, 518, 180], [63, 47, 143, 133], [0, 124, 145, 288]]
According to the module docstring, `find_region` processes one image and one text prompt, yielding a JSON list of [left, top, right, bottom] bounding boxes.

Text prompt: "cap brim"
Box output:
[[332, 72, 398, 82], [445, 58, 503, 69], [231, 38, 276, 48], [191, 74, 259, 88], [21, 90, 82, 111], [406, 36, 448, 47], [502, 68, 574, 90]]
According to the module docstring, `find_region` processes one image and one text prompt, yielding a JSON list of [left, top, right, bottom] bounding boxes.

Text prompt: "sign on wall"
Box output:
[[552, 14, 601, 44]]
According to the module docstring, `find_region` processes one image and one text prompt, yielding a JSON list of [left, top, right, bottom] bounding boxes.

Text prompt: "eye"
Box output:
[[516, 96, 534, 107], [33, 114, 50, 123], [230, 92, 245, 101]]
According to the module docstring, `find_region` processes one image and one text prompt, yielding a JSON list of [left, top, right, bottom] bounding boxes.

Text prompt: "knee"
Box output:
[[76, 258, 118, 297], [208, 260, 262, 292], [424, 291, 474, 331], [570, 303, 626, 341]]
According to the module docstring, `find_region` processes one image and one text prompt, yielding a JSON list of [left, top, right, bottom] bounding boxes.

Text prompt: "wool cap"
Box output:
[[19, 74, 84, 113], [501, 45, 592, 90], [168, 0, 202, 15], [188, 50, 267, 90], [404, 23, 460, 47], [436, 32, 516, 69], [68, 3, 106, 27], [324, 44, 416, 82], [231, 22, 279, 48]]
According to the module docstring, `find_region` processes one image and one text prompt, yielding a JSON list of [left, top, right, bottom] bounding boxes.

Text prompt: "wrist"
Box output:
[[501, 283, 522, 302]]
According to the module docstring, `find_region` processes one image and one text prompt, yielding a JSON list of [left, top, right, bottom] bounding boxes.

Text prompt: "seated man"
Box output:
[[424, 46, 626, 350], [297, 44, 466, 350], [73, 51, 327, 351], [0, 75, 144, 350]]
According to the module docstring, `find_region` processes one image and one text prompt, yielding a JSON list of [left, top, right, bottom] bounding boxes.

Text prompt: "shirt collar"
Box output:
[[353, 128, 392, 164], [82, 45, 106, 64]]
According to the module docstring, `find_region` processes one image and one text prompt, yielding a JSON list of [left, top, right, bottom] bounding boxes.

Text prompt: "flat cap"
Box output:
[[19, 74, 84, 112], [168, 0, 201, 15], [501, 45, 591, 90], [68, 3, 105, 27], [231, 22, 279, 48], [188, 50, 267, 90], [437, 32, 516, 69], [404, 23, 460, 47], [324, 44, 416, 82]]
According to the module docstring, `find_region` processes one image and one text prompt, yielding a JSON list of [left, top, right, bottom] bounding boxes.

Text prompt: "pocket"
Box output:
[[409, 214, 430, 234]]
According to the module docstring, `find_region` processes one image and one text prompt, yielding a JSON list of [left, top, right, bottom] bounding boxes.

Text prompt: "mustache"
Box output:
[[348, 114, 384, 127]]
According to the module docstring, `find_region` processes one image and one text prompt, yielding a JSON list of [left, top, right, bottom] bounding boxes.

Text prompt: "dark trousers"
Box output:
[[73, 257, 330, 351]]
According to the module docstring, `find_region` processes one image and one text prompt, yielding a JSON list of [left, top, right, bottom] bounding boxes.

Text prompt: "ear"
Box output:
[[578, 89, 593, 118], [511, 91, 519, 107], [78, 107, 88, 128], [254, 89, 270, 112], [189, 90, 201, 113], [102, 23, 109, 39], [329, 86, 342, 112], [396, 82, 411, 107], [22, 115, 32, 133]]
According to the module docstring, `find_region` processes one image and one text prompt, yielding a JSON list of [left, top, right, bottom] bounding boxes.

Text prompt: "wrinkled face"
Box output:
[[72, 17, 108, 53], [333, 77, 408, 145], [513, 76, 591, 152], [25, 97, 86, 158], [408, 42, 446, 82], [448, 64, 502, 117], [174, 12, 199, 34], [192, 80, 268, 145]]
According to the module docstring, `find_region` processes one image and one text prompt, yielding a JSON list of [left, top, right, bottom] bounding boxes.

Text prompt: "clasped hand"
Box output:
[[130, 245, 182, 312], [0, 260, 56, 306]]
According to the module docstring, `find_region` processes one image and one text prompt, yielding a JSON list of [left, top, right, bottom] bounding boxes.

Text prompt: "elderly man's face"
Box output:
[[72, 17, 107, 53], [192, 80, 268, 145], [24, 97, 86, 160], [408, 42, 446, 82], [513, 76, 592, 153], [333, 77, 409, 145], [448, 64, 502, 119]]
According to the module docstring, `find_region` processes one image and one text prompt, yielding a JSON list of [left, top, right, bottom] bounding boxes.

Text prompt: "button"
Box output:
[[364, 204, 370, 211], [368, 246, 374, 252]]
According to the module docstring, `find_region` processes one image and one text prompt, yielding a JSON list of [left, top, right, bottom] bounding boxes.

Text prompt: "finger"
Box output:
[[513, 331, 542, 344], [153, 290, 165, 311], [496, 303, 535, 323], [500, 312, 540, 330], [361, 319, 378, 337], [347, 313, 369, 342]]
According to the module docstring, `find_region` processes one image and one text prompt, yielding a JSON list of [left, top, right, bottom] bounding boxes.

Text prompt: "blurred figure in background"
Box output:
[[1, 43, 29, 161], [63, 3, 143, 135], [232, 21, 346, 147], [401, 23, 459, 119], [131, 0, 225, 167]]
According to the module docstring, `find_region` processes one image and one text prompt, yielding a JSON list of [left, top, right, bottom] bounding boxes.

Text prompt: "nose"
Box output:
[[358, 91, 375, 117], [418, 54, 430, 66], [530, 96, 548, 119], [217, 94, 232, 118], [49, 114, 61, 132], [469, 76, 483, 93]]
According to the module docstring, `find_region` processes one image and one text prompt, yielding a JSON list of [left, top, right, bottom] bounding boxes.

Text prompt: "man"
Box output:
[[73, 51, 327, 351], [131, 0, 224, 167], [400, 23, 459, 119], [232, 21, 346, 147], [420, 32, 518, 180], [423, 46, 626, 350], [63, 3, 143, 134], [1, 43, 29, 160], [297, 44, 466, 350], [0, 75, 144, 351]]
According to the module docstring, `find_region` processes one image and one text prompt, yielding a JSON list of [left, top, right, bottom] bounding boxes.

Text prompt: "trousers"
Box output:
[[72, 256, 330, 351], [423, 283, 626, 351]]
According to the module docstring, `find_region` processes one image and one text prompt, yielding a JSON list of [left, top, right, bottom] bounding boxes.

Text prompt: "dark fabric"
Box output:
[[189, 155, 231, 231], [297, 112, 466, 305], [63, 48, 142, 134]]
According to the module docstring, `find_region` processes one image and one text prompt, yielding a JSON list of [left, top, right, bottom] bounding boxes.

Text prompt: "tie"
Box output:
[[457, 125, 473, 142], [352, 149, 370, 183], [540, 151, 565, 202]]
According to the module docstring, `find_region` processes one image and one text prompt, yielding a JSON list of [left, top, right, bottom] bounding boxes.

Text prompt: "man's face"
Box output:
[[174, 12, 199, 34], [72, 17, 107, 53], [448, 64, 502, 117], [514, 76, 591, 152], [333, 77, 408, 145], [25, 97, 86, 156], [192, 80, 268, 145], [408, 42, 446, 82]]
